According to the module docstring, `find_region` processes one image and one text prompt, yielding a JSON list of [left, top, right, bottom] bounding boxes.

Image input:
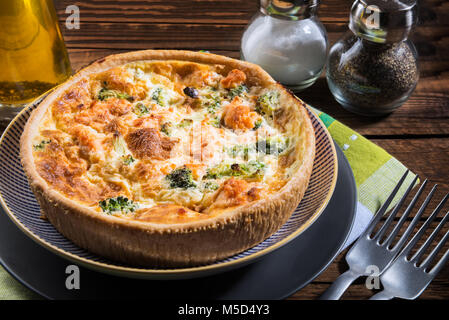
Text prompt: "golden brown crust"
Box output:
[[20, 50, 315, 267]]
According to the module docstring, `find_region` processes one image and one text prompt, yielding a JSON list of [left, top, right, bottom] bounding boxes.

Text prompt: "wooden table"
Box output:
[[5, 0, 448, 300]]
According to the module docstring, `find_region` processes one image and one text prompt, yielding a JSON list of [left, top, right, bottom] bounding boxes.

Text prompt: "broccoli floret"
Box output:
[[97, 88, 116, 101], [98, 88, 133, 102], [227, 144, 255, 160], [203, 181, 219, 192], [204, 163, 234, 180], [161, 122, 174, 136], [256, 91, 280, 116], [166, 167, 197, 189], [178, 119, 193, 128], [239, 161, 266, 179], [151, 87, 167, 107], [123, 154, 135, 165], [209, 117, 221, 128], [99, 196, 138, 214], [203, 161, 265, 180], [226, 136, 287, 160], [134, 102, 150, 117], [229, 84, 248, 99], [207, 165, 224, 179], [33, 140, 51, 151], [202, 92, 221, 114], [253, 119, 263, 130]]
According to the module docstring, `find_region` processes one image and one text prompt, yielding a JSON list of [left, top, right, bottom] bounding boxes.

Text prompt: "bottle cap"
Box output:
[[349, 0, 418, 43], [260, 0, 320, 20]]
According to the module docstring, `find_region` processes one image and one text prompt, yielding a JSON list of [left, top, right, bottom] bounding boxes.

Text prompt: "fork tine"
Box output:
[[429, 246, 449, 276], [416, 210, 449, 268], [362, 170, 410, 237], [386, 182, 434, 250], [373, 175, 419, 242], [398, 193, 449, 259]]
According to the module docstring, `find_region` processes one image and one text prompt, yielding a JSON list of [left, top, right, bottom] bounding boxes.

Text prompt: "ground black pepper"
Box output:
[[327, 33, 419, 115]]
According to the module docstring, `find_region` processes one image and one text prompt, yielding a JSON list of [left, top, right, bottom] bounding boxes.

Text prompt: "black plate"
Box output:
[[0, 145, 356, 300]]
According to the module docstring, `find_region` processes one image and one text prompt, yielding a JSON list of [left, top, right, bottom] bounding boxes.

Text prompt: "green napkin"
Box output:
[[0, 266, 41, 300], [0, 109, 416, 300], [310, 107, 417, 248], [313, 108, 416, 213]]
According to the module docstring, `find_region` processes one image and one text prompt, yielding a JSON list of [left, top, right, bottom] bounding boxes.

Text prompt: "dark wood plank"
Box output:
[[374, 138, 449, 189], [67, 48, 240, 71], [299, 78, 449, 136], [371, 138, 449, 213], [58, 21, 449, 60], [56, 0, 258, 24], [55, 0, 449, 26], [288, 278, 449, 300], [55, 0, 353, 24], [61, 22, 245, 50], [56, 0, 449, 67]]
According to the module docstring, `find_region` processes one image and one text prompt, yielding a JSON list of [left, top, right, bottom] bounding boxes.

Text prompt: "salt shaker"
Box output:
[[241, 0, 328, 91], [326, 0, 419, 116]]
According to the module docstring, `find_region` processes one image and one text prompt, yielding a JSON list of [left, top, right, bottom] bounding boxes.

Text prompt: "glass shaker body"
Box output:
[[241, 1, 328, 91], [327, 32, 419, 116], [326, 0, 419, 116], [0, 0, 72, 123]]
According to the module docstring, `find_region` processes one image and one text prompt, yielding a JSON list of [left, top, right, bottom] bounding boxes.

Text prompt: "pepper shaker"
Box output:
[[241, 0, 328, 91], [326, 0, 419, 116]]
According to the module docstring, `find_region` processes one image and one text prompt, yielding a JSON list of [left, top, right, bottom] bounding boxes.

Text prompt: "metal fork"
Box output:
[[320, 170, 440, 300], [369, 196, 449, 300]]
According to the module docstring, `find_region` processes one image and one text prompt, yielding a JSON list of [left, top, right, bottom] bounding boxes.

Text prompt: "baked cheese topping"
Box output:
[[32, 61, 302, 223]]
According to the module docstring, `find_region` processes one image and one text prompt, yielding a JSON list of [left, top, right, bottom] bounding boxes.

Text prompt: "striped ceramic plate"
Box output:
[[0, 96, 337, 279]]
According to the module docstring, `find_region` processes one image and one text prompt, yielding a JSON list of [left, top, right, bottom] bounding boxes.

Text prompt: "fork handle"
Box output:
[[319, 270, 360, 300]]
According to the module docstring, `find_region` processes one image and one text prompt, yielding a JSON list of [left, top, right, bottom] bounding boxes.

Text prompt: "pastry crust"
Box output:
[[20, 50, 315, 267]]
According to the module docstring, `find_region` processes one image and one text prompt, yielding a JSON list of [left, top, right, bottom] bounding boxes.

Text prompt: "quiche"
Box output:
[[20, 50, 315, 267]]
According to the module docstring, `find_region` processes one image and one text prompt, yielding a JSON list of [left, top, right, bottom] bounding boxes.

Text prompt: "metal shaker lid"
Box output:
[[349, 0, 418, 43], [260, 0, 320, 20]]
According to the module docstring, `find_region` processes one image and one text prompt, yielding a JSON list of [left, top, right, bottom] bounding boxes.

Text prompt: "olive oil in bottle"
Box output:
[[0, 0, 72, 122]]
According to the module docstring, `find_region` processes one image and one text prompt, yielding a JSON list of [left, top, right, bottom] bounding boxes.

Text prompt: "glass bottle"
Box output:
[[326, 0, 419, 116], [0, 0, 72, 123], [241, 0, 328, 91]]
